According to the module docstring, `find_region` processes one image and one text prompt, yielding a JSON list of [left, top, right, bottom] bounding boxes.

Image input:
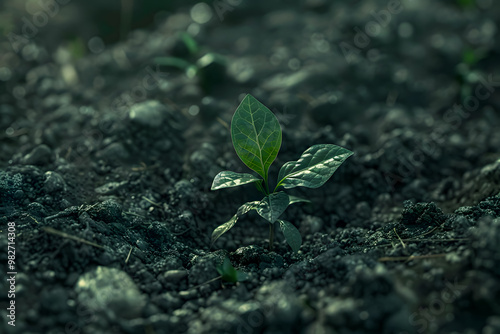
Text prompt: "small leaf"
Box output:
[[217, 257, 248, 283], [257, 192, 289, 224], [236, 201, 259, 216], [277, 144, 353, 190], [180, 32, 199, 55], [211, 201, 258, 246], [211, 171, 261, 190], [236, 271, 249, 282], [217, 257, 238, 283], [231, 94, 282, 181], [288, 195, 311, 205], [278, 220, 302, 253], [211, 214, 238, 246]]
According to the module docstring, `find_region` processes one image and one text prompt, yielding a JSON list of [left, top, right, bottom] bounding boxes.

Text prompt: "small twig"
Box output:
[[65, 147, 72, 160], [216, 117, 230, 130], [172, 228, 191, 236], [131, 162, 147, 171], [419, 225, 440, 237], [393, 228, 406, 249], [131, 162, 159, 172], [378, 253, 446, 262], [123, 211, 144, 217], [189, 276, 222, 290], [83, 203, 100, 211], [403, 238, 470, 243], [4, 128, 28, 137], [125, 246, 133, 264], [42, 227, 104, 249], [142, 196, 161, 207], [374, 238, 470, 248], [25, 214, 40, 224]]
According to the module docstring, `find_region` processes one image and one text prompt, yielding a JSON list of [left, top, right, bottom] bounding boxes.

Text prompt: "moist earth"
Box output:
[[1, 0, 500, 333]]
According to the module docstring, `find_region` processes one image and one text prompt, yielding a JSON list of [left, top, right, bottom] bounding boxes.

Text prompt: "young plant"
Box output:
[[211, 94, 353, 252], [154, 32, 226, 90], [191, 257, 247, 290], [217, 257, 248, 283]]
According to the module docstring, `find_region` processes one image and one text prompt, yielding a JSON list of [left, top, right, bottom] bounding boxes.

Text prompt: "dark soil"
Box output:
[[1, 0, 500, 333]]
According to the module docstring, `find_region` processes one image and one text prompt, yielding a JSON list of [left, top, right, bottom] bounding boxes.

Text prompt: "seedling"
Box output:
[[211, 94, 353, 252], [154, 32, 226, 86], [190, 257, 247, 290], [217, 257, 248, 283]]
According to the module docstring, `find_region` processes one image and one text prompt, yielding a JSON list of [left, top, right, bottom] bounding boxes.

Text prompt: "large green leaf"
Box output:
[[231, 94, 282, 181], [211, 201, 258, 246], [276, 144, 353, 190], [278, 220, 302, 253], [211, 171, 261, 190], [256, 192, 289, 224]]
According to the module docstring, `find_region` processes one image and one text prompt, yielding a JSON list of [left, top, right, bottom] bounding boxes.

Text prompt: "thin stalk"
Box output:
[[256, 180, 266, 195], [273, 180, 283, 193], [264, 174, 270, 195], [269, 223, 274, 251], [190, 276, 222, 290]]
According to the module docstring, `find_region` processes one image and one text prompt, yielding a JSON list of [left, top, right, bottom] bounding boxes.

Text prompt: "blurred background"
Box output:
[[1, 0, 499, 207]]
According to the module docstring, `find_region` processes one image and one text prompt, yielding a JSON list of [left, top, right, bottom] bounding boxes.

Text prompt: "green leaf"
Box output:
[[180, 32, 198, 55], [256, 192, 289, 224], [154, 57, 197, 78], [211, 171, 261, 190], [236, 271, 249, 282], [236, 201, 259, 216], [288, 195, 311, 205], [211, 201, 258, 246], [278, 220, 302, 253], [231, 94, 282, 181], [211, 214, 238, 247], [217, 257, 248, 283], [276, 144, 353, 190], [217, 257, 238, 283]]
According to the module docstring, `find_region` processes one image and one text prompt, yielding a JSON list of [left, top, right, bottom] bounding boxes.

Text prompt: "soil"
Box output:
[[1, 0, 500, 333]]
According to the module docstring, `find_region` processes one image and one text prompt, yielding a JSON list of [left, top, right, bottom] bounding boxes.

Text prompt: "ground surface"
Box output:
[[1, 0, 500, 333]]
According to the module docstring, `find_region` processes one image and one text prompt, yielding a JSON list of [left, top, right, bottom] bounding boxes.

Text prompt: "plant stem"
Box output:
[[269, 223, 274, 251], [264, 175, 270, 195]]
